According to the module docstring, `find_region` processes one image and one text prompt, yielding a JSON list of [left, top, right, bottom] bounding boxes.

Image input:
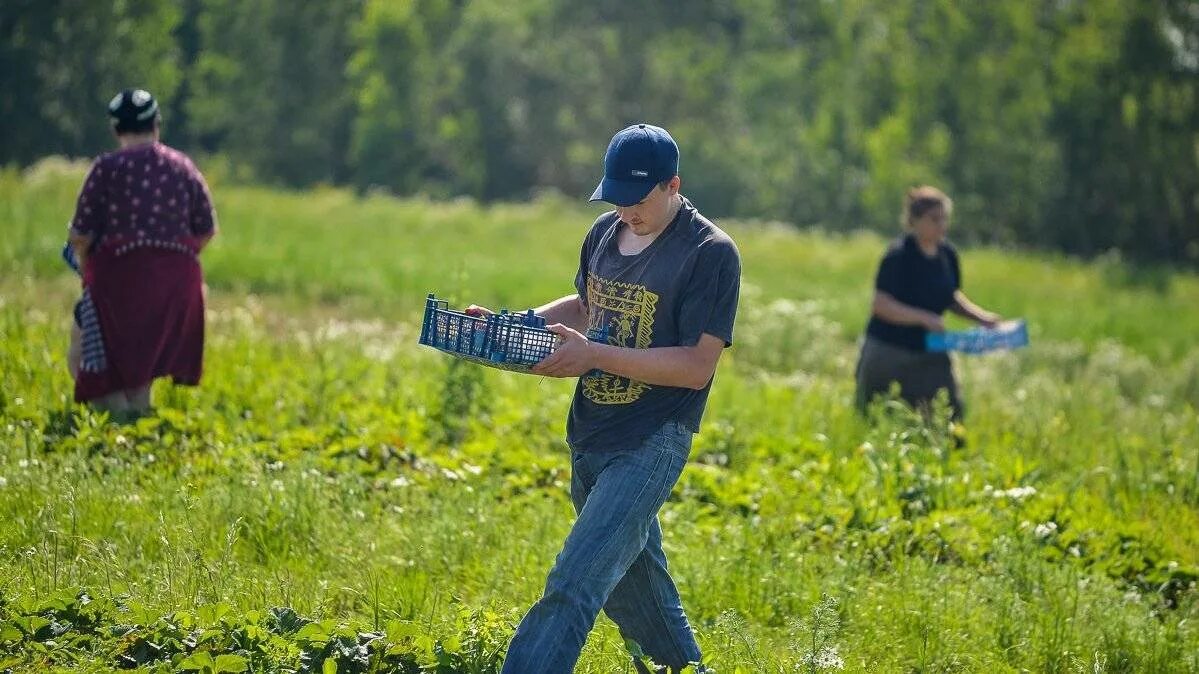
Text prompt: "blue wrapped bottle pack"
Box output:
[[925, 319, 1029, 354]]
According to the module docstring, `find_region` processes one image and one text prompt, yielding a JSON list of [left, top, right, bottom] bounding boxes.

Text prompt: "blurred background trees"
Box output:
[[2, 0, 1195, 264]]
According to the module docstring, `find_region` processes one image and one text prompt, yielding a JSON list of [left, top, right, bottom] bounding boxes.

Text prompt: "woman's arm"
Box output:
[[189, 166, 218, 250], [69, 161, 105, 268], [949, 290, 1000, 327], [68, 231, 95, 269], [196, 222, 218, 253], [872, 290, 945, 332]]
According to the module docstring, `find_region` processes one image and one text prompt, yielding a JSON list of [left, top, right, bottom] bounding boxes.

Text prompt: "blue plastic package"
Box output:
[[925, 319, 1029, 354]]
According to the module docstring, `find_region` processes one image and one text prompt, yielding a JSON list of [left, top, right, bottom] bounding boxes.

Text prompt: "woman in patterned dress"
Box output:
[[66, 88, 218, 417]]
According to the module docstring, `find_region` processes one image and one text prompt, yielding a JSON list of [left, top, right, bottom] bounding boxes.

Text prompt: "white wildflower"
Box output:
[[801, 645, 845, 671], [992, 485, 1037, 501], [363, 343, 397, 362], [1033, 522, 1058, 540]]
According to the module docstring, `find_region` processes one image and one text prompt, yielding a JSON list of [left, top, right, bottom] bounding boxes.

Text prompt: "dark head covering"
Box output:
[[589, 124, 680, 207], [108, 88, 159, 133]]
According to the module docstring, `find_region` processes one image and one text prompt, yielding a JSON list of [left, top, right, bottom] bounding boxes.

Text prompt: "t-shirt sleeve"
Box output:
[[188, 166, 217, 237], [948, 246, 962, 290], [677, 237, 741, 347], [573, 238, 590, 301], [873, 250, 903, 295], [574, 215, 611, 305], [69, 160, 107, 238]]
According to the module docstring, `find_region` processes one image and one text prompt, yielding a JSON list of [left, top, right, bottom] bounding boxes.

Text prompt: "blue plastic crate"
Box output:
[[925, 319, 1029, 354], [418, 293, 558, 372]]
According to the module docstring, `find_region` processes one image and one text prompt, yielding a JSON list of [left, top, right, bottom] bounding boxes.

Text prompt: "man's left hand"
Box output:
[[532, 324, 596, 377]]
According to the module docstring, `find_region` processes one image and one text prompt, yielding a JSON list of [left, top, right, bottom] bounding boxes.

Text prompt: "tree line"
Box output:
[[2, 0, 1196, 265]]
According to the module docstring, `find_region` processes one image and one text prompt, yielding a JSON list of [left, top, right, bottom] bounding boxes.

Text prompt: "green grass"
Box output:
[[1, 158, 1198, 672]]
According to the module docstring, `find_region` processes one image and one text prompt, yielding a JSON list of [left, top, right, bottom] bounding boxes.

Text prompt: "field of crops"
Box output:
[[2, 159, 1198, 672]]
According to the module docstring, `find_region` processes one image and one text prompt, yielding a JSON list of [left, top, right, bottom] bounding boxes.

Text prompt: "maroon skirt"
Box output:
[[74, 246, 205, 402]]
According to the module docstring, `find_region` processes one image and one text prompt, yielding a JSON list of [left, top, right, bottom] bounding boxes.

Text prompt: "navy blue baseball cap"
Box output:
[[589, 124, 679, 207]]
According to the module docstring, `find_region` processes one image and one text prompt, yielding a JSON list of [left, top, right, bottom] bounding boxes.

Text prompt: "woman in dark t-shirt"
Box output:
[[855, 186, 1000, 419], [66, 89, 217, 418]]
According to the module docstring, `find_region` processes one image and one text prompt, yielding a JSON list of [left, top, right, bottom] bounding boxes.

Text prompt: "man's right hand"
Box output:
[[464, 305, 494, 318], [531, 324, 596, 378]]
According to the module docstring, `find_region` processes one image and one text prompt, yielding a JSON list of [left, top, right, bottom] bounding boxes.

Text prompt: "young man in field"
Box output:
[[485, 124, 741, 672]]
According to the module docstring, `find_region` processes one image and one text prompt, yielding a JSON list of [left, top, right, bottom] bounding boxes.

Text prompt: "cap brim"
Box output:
[[589, 177, 655, 207]]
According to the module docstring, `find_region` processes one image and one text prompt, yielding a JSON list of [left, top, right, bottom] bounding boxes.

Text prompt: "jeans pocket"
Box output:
[[571, 450, 592, 486], [652, 421, 693, 462]]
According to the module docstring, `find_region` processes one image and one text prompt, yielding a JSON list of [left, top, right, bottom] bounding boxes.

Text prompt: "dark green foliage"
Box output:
[[1, 0, 1195, 263], [433, 359, 489, 448], [0, 0, 181, 162], [0, 590, 491, 672], [188, 0, 363, 186]]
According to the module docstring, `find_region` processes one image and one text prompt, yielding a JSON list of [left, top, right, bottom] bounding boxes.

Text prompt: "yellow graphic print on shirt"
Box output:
[[582, 273, 658, 405]]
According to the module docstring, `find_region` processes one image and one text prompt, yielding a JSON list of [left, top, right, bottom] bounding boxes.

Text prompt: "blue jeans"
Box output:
[[502, 421, 702, 673]]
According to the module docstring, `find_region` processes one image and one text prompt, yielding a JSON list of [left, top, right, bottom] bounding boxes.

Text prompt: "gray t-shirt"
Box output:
[[566, 197, 741, 453]]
